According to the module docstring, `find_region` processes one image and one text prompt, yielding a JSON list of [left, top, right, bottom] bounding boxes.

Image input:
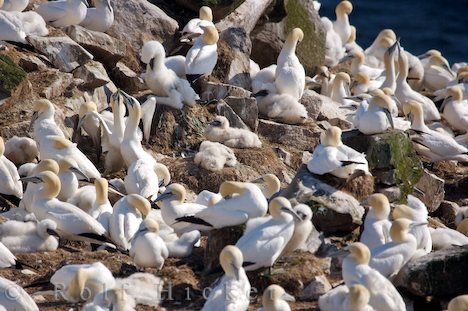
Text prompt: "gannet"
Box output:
[[57, 158, 89, 201], [140, 40, 199, 109], [429, 226, 468, 250], [448, 295, 468, 311], [0, 137, 23, 200], [350, 50, 384, 81], [79, 0, 113, 32], [312, 66, 335, 97], [0, 10, 48, 43], [4, 136, 38, 166], [202, 245, 250, 311], [380, 40, 399, 92], [381, 88, 401, 117], [204, 116, 262, 148], [255, 91, 308, 125], [395, 50, 440, 121], [0, 277, 39, 310], [345, 25, 363, 55], [0, 219, 59, 253], [369, 218, 421, 278], [353, 89, 395, 134], [258, 284, 295, 311], [307, 126, 370, 179], [281, 203, 313, 256], [17, 162, 37, 177], [76, 101, 107, 149], [403, 100, 468, 162], [342, 243, 406, 311], [441, 86, 468, 133], [180, 6, 214, 44], [333, 1, 353, 46], [275, 28, 305, 100], [330, 72, 355, 107], [351, 72, 376, 95], [360, 193, 392, 250], [364, 29, 396, 69], [130, 218, 168, 269], [51, 262, 116, 302], [36, 0, 88, 28], [322, 17, 345, 67], [87, 177, 113, 231], [20, 171, 108, 241], [171, 181, 268, 232], [82, 287, 136, 311], [153, 183, 207, 234], [166, 230, 200, 258], [423, 54, 456, 92], [251, 64, 276, 94], [194, 140, 237, 171], [109, 194, 151, 250], [165, 55, 187, 78], [393, 196, 432, 254], [125, 160, 169, 201], [319, 284, 376, 311], [235, 197, 298, 271], [0, 241, 19, 268], [0, 0, 29, 12], [185, 25, 218, 82], [31, 99, 65, 147]]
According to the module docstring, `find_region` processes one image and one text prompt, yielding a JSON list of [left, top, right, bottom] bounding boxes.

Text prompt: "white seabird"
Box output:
[[130, 218, 169, 269], [36, 0, 88, 28], [360, 193, 391, 250], [0, 136, 23, 200], [185, 25, 218, 82], [0, 0, 29, 12], [0, 277, 39, 310], [257, 284, 295, 311], [79, 0, 113, 32], [180, 6, 214, 44]]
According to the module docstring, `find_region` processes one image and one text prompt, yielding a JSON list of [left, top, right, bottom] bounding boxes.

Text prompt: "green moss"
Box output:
[[0, 54, 26, 95], [283, 0, 326, 74]]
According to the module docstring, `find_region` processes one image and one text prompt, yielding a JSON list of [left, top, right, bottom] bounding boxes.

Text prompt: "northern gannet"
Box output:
[[360, 193, 392, 250], [330, 72, 355, 107], [57, 158, 89, 201], [258, 284, 295, 311], [429, 226, 468, 250], [185, 25, 218, 83], [322, 16, 345, 67], [202, 245, 250, 311], [4, 136, 38, 166], [87, 177, 113, 231], [319, 284, 376, 311], [79, 0, 113, 32], [364, 29, 396, 69], [353, 89, 395, 134], [0, 0, 29, 12], [125, 160, 169, 201], [448, 295, 468, 311], [255, 91, 308, 125], [281, 203, 313, 256], [440, 86, 468, 133], [344, 25, 363, 55], [130, 218, 169, 269], [180, 6, 214, 44], [204, 116, 262, 148], [333, 1, 353, 46], [36, 0, 88, 28], [31, 99, 65, 147], [0, 219, 59, 253], [166, 230, 201, 258], [0, 137, 23, 200], [350, 50, 384, 81], [0, 277, 39, 310], [0, 10, 48, 43], [423, 54, 456, 92], [194, 140, 237, 171], [251, 64, 276, 94]]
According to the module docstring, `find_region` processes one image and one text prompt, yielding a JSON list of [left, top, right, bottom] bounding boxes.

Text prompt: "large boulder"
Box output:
[[200, 81, 251, 101], [224, 96, 258, 131], [73, 61, 111, 89], [413, 169, 445, 213]]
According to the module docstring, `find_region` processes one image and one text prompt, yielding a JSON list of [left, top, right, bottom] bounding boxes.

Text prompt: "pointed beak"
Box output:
[[209, 120, 222, 126], [388, 39, 399, 55], [119, 89, 133, 106], [251, 176, 265, 184], [29, 111, 39, 131], [69, 166, 90, 182], [19, 176, 43, 184], [282, 292, 296, 302], [281, 206, 301, 220], [153, 192, 172, 203], [383, 108, 394, 129], [46, 229, 61, 238], [440, 96, 451, 112], [231, 263, 241, 281]]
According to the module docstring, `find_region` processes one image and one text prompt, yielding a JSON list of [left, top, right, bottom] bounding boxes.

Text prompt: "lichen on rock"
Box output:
[[0, 54, 26, 95]]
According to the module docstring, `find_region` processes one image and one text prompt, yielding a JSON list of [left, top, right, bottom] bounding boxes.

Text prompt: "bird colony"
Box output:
[[0, 0, 467, 310]]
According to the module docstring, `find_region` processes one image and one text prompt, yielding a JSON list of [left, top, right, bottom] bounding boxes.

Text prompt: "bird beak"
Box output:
[[411, 222, 428, 228], [29, 111, 39, 131], [281, 206, 301, 220], [46, 229, 61, 238], [341, 54, 354, 62], [119, 89, 133, 105], [252, 90, 269, 98], [282, 292, 296, 302], [153, 192, 172, 203], [231, 263, 241, 281], [383, 108, 394, 129], [82, 0, 89, 7], [250, 176, 265, 184], [19, 176, 43, 184], [158, 179, 165, 188], [209, 120, 222, 126], [388, 39, 399, 55], [69, 166, 90, 182]]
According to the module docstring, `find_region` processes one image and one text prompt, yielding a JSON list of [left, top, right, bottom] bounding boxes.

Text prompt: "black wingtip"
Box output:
[[242, 261, 256, 268], [174, 216, 213, 227]]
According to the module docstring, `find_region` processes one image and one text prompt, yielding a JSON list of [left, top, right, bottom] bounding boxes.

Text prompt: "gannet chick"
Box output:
[[251, 64, 276, 94], [202, 245, 250, 311], [360, 194, 391, 249], [57, 158, 89, 201], [87, 177, 113, 231], [109, 194, 151, 250], [31, 99, 65, 147], [0, 277, 39, 310], [153, 183, 207, 235], [369, 218, 421, 278], [166, 230, 201, 258], [256, 91, 308, 125], [40, 135, 101, 179], [185, 25, 218, 83], [51, 262, 115, 303], [4, 136, 38, 166], [322, 17, 345, 67], [20, 171, 107, 241], [395, 50, 440, 121], [275, 28, 305, 100], [79, 0, 113, 32], [281, 203, 313, 256], [171, 181, 268, 232], [194, 140, 237, 171], [36, 0, 88, 28], [130, 219, 168, 269], [180, 6, 214, 44], [204, 116, 261, 148], [140, 40, 199, 109], [448, 295, 468, 311], [429, 226, 468, 250], [393, 196, 432, 254], [333, 1, 353, 46], [0, 219, 59, 253], [423, 54, 456, 92], [0, 0, 29, 12], [0, 10, 48, 43], [441, 86, 468, 133], [353, 89, 395, 134], [236, 197, 298, 271], [307, 126, 370, 178], [319, 284, 376, 311], [0, 137, 23, 200], [403, 100, 468, 162], [258, 284, 295, 311], [342, 242, 406, 311], [364, 29, 396, 69]]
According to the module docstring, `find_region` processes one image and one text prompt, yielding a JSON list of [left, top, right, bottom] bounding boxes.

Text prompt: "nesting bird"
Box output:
[[194, 140, 237, 171], [36, 0, 88, 28], [204, 116, 262, 148], [258, 284, 295, 311], [79, 0, 113, 32], [181, 6, 214, 44], [185, 25, 218, 83], [360, 193, 392, 250], [130, 219, 169, 269]]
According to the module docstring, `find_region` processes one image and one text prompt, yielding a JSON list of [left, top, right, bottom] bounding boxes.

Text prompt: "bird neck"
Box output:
[[279, 38, 298, 59], [39, 180, 61, 199], [123, 106, 141, 141]]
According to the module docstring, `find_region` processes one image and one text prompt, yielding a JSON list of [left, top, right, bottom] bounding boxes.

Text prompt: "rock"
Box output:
[[275, 147, 291, 166], [257, 119, 322, 151], [300, 275, 332, 300], [200, 81, 251, 101], [107, 0, 179, 53], [224, 96, 258, 131], [432, 201, 459, 227], [111, 62, 146, 93], [64, 25, 126, 67], [0, 54, 26, 95], [18, 54, 48, 72], [39, 70, 74, 99], [174, 0, 242, 20], [378, 186, 402, 203], [373, 169, 397, 186], [27, 35, 93, 73], [396, 246, 468, 297], [301, 90, 352, 128], [212, 27, 252, 90], [302, 151, 312, 164], [64, 82, 118, 113], [204, 225, 244, 273], [342, 129, 423, 202], [412, 169, 445, 213], [73, 61, 110, 89], [216, 100, 249, 130], [250, 0, 326, 75], [281, 165, 365, 233]]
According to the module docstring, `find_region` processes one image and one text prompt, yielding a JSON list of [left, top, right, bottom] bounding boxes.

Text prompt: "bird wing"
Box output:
[[307, 145, 342, 175], [370, 244, 405, 277], [35, 1, 69, 22]]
